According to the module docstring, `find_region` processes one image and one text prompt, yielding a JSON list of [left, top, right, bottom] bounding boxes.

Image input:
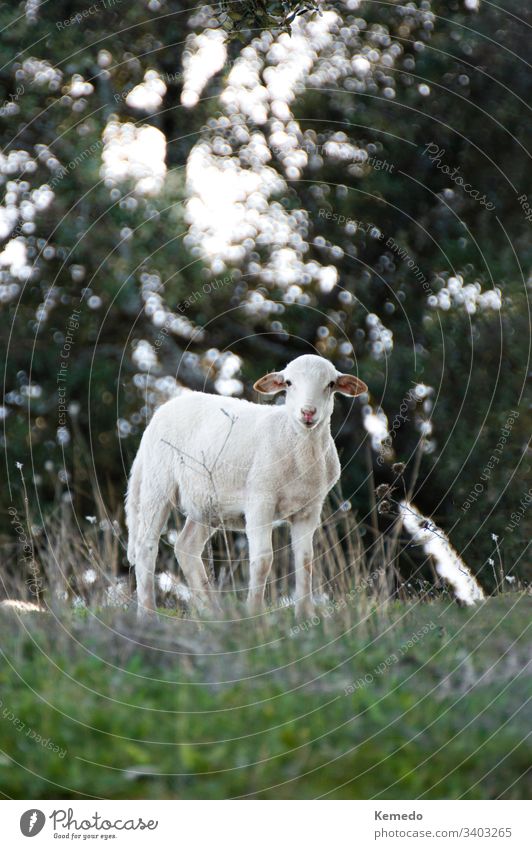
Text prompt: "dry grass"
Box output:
[[1, 445, 526, 615], [0, 493, 382, 611], [0, 485, 459, 618]]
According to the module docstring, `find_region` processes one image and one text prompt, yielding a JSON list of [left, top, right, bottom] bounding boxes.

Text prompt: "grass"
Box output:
[[0, 593, 530, 799], [1, 464, 529, 799]]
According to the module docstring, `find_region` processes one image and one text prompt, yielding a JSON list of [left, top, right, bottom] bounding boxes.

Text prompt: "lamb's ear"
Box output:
[[334, 374, 368, 397], [253, 372, 286, 395]]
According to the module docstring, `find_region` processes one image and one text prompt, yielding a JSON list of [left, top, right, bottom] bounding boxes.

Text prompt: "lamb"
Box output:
[[125, 354, 367, 621]]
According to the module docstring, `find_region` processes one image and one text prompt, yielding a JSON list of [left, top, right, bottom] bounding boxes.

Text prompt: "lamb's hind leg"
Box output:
[[175, 518, 220, 613], [135, 499, 170, 621]]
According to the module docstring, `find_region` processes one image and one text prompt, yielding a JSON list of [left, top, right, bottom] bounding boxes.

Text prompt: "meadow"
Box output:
[[2, 472, 530, 800], [0, 588, 530, 800]]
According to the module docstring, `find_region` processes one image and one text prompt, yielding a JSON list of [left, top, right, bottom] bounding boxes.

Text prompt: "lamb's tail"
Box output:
[[125, 450, 143, 566]]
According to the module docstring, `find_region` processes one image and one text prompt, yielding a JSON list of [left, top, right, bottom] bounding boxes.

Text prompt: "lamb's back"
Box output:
[[146, 391, 280, 469]]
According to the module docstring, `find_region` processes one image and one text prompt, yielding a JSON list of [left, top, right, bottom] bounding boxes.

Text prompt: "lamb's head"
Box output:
[[254, 354, 367, 432]]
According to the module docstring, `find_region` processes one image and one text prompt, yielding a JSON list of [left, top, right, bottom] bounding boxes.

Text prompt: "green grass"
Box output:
[[0, 594, 530, 799]]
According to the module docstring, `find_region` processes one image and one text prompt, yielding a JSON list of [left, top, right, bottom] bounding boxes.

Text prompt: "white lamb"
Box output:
[[125, 354, 367, 620]]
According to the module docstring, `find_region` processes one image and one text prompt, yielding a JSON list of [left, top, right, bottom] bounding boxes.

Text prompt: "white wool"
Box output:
[[400, 501, 484, 605], [127, 355, 347, 537]]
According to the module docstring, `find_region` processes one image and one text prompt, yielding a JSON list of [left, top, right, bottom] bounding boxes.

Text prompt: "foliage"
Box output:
[[216, 0, 322, 40]]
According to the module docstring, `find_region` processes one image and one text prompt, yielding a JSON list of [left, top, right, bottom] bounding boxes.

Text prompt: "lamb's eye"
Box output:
[[328, 381, 335, 390], [285, 379, 292, 387]]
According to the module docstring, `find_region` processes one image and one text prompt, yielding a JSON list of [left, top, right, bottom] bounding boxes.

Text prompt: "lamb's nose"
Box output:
[[301, 406, 317, 422]]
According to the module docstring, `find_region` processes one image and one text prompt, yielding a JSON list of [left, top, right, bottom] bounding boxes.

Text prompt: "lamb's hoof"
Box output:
[[196, 596, 222, 618], [137, 606, 158, 624], [295, 602, 316, 623], [209, 593, 224, 615], [247, 600, 266, 619]]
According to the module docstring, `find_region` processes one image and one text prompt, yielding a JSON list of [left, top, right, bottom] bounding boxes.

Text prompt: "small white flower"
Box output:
[[105, 579, 130, 608], [16, 461, 23, 470], [82, 568, 98, 585], [54, 589, 69, 602], [488, 558, 495, 566], [505, 575, 516, 584], [491, 533, 499, 541], [85, 515, 97, 524], [56, 426, 70, 445]]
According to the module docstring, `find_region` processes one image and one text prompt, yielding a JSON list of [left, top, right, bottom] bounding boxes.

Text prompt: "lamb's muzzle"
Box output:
[[125, 353, 367, 622]]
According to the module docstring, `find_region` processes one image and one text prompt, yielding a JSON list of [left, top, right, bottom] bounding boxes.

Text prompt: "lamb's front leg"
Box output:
[[291, 508, 321, 620], [246, 505, 274, 617]]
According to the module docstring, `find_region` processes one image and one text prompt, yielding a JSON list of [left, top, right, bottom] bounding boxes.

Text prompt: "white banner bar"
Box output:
[[2, 800, 529, 847]]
